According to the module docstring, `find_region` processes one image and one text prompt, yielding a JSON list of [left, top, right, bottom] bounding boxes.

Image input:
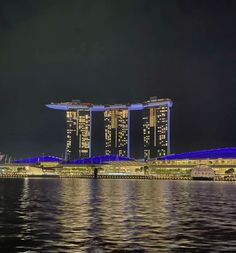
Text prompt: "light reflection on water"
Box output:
[[1, 179, 236, 252]]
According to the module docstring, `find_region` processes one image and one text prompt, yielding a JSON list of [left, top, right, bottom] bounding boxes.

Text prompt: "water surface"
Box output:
[[0, 179, 236, 252]]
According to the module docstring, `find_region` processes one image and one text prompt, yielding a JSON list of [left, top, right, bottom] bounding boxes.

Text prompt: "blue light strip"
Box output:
[[159, 147, 236, 160], [14, 156, 63, 164], [46, 99, 173, 112], [63, 155, 131, 164]]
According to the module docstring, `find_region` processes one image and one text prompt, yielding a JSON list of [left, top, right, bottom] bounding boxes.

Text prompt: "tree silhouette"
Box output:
[[225, 168, 235, 175]]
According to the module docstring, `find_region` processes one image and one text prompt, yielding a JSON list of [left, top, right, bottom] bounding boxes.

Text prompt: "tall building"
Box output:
[[77, 109, 91, 159], [46, 97, 172, 160], [65, 109, 91, 160], [104, 109, 130, 157], [143, 97, 170, 160], [65, 110, 77, 160]]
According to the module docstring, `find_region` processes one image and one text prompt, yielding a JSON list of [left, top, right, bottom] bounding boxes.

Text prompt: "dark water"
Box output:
[[1, 179, 236, 252]]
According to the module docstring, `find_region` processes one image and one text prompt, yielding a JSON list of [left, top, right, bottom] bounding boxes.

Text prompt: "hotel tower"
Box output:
[[65, 108, 91, 160], [142, 97, 170, 160], [46, 97, 172, 160], [104, 109, 129, 157]]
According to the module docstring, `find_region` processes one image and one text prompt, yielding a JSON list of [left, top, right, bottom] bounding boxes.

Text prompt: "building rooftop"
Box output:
[[13, 156, 63, 164], [46, 98, 173, 111], [63, 155, 132, 164], [158, 147, 236, 160]]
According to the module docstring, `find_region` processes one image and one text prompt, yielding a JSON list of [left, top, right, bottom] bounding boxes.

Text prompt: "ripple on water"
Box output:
[[0, 179, 236, 252]]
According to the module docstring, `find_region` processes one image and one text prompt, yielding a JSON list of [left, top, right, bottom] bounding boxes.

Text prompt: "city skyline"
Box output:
[[46, 97, 173, 160], [1, 1, 236, 159], [1, 1, 236, 252]]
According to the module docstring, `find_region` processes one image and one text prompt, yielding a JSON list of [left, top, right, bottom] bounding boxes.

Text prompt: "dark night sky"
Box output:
[[1, 0, 236, 159]]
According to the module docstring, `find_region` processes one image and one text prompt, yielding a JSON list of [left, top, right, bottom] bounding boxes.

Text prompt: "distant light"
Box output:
[[108, 173, 127, 176]]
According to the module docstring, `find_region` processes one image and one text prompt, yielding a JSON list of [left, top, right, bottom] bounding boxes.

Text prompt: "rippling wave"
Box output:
[[1, 179, 236, 252]]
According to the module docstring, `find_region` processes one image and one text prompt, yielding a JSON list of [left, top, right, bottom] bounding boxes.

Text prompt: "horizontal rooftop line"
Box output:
[[46, 100, 173, 111]]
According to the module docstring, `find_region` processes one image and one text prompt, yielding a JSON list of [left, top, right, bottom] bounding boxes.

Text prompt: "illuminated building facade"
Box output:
[[65, 109, 91, 160], [66, 110, 77, 160], [104, 109, 129, 156], [77, 109, 91, 159], [46, 97, 172, 160], [143, 97, 170, 160]]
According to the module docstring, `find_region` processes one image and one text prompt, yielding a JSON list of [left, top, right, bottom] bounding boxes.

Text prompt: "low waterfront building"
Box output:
[[0, 155, 145, 177], [1, 148, 236, 180], [150, 147, 236, 179], [191, 165, 215, 180], [62, 155, 145, 176]]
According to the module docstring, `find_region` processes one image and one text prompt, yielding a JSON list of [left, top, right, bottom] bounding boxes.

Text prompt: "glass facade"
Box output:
[[66, 110, 77, 160], [65, 109, 91, 160], [77, 110, 91, 158], [104, 109, 129, 157], [143, 105, 169, 160]]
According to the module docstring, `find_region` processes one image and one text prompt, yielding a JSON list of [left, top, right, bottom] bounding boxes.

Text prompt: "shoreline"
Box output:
[[0, 174, 235, 181]]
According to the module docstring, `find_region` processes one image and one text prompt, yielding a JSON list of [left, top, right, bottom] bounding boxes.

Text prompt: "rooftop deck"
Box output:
[[46, 98, 173, 111]]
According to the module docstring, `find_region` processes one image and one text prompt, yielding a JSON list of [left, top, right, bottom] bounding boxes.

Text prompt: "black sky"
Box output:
[[1, 0, 236, 159]]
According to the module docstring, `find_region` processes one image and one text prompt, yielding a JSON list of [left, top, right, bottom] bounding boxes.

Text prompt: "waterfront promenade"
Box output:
[[2, 148, 236, 181], [1, 172, 236, 181]]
